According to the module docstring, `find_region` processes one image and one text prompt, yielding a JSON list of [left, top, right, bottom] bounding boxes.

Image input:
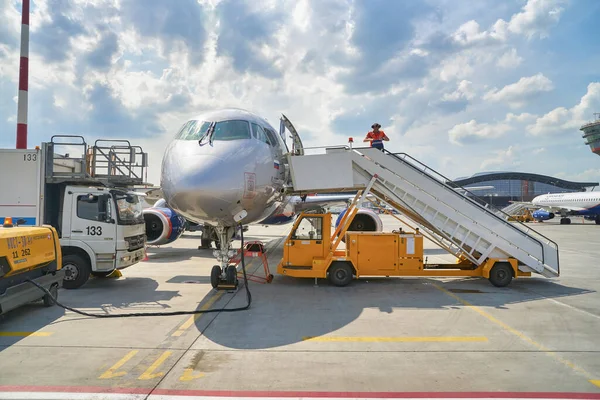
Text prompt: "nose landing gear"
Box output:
[[210, 264, 238, 290], [209, 225, 239, 290]]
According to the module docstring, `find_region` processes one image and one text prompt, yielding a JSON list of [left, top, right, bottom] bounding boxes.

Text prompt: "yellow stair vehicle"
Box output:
[[0, 218, 65, 315], [277, 192, 529, 288]]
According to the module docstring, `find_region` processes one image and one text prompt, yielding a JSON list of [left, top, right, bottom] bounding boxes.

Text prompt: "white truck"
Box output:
[[0, 135, 149, 289]]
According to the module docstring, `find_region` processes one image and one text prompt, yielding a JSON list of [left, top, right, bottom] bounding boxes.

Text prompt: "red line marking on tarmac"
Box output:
[[0, 386, 599, 399]]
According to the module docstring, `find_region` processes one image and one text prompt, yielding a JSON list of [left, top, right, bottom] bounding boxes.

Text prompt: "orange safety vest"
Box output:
[[366, 130, 387, 146]]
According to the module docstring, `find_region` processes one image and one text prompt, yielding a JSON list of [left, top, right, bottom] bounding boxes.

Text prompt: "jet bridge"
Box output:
[[286, 146, 559, 279]]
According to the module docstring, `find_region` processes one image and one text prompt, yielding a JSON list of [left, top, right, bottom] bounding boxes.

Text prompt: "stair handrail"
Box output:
[[352, 147, 559, 273]]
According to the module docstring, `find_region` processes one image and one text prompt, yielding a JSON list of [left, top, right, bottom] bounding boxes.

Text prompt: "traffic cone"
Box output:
[[142, 246, 149, 262]]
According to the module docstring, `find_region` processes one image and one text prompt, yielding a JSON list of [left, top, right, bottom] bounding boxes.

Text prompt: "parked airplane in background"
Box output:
[[531, 192, 600, 224]]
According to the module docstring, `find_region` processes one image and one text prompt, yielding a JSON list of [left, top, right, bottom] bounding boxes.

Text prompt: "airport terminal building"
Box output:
[[453, 172, 598, 207]]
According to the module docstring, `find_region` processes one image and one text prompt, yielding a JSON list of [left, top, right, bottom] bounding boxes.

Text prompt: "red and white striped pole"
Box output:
[[16, 0, 30, 149]]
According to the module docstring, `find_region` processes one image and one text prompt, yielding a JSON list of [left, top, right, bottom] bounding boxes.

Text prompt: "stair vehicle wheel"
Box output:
[[42, 283, 58, 307], [62, 254, 91, 289], [488, 262, 513, 288], [210, 265, 222, 289], [226, 265, 237, 284], [328, 262, 353, 287]]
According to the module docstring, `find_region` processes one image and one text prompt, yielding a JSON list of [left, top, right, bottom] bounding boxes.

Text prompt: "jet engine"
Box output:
[[532, 209, 555, 221], [335, 208, 383, 232], [143, 206, 187, 246]]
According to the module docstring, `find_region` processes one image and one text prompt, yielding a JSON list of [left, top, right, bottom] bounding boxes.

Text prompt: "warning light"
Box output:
[[3, 217, 14, 227], [348, 137, 354, 143]]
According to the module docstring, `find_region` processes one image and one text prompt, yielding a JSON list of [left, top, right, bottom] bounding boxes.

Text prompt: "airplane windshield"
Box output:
[[175, 120, 211, 140], [211, 120, 251, 141], [175, 120, 251, 141]]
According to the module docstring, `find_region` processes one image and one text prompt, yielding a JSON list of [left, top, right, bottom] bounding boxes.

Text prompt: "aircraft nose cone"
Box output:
[[161, 144, 244, 223]]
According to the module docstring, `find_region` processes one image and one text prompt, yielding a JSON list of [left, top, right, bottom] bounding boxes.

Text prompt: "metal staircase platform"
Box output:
[[286, 147, 559, 278]]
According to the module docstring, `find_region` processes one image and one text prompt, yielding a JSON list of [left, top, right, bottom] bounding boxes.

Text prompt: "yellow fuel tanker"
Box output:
[[0, 217, 65, 315]]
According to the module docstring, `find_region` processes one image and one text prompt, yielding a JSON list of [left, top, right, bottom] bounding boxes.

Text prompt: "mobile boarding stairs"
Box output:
[[285, 146, 559, 279]]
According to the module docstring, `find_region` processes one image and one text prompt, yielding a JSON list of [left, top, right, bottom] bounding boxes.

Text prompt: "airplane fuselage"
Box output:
[[532, 192, 600, 215], [161, 109, 289, 227]]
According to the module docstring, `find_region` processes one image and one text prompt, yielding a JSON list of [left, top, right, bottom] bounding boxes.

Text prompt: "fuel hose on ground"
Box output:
[[25, 224, 252, 318]]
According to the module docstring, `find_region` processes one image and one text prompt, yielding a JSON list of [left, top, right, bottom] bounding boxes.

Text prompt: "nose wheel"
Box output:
[[210, 265, 239, 290]]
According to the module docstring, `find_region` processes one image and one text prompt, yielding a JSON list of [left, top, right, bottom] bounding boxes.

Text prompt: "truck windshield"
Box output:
[[112, 192, 144, 225]]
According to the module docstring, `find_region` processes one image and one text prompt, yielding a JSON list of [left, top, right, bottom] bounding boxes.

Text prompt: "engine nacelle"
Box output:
[[143, 206, 186, 246], [532, 209, 555, 221], [335, 208, 383, 232]]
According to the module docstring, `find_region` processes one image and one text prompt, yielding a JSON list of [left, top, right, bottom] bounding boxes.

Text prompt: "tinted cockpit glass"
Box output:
[[175, 120, 211, 140], [212, 120, 251, 141]]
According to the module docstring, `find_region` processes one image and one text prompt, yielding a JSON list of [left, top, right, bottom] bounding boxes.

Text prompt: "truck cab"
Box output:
[[55, 186, 146, 288]]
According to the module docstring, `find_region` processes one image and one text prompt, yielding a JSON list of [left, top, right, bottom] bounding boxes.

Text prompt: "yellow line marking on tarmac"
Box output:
[[431, 282, 600, 389], [138, 351, 172, 380], [0, 331, 53, 337], [99, 350, 138, 379], [302, 336, 488, 342], [172, 292, 224, 337], [179, 368, 205, 381]]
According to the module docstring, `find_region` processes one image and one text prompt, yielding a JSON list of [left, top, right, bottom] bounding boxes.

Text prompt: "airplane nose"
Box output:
[[161, 152, 242, 222]]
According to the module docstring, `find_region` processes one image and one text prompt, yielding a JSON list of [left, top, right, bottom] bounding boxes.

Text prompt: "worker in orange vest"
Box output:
[[363, 123, 389, 151]]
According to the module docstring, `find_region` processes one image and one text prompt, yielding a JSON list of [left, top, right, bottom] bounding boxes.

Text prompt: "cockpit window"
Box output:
[[251, 123, 271, 145], [264, 128, 279, 147], [212, 120, 251, 141], [175, 120, 211, 140]]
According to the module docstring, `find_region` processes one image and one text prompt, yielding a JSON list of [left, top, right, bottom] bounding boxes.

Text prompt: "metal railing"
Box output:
[[358, 147, 559, 273]]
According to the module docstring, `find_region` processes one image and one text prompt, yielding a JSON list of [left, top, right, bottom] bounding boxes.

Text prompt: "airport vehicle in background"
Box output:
[[0, 217, 65, 315], [531, 192, 600, 224], [0, 136, 148, 289]]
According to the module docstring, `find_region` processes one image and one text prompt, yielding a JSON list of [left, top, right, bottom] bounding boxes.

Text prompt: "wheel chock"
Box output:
[[215, 282, 238, 291], [107, 269, 123, 278]]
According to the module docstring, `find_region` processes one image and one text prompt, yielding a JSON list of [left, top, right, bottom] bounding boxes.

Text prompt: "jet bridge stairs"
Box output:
[[285, 147, 559, 279]]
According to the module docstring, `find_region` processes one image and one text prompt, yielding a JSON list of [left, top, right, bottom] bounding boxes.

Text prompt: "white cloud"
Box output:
[[481, 145, 519, 170], [555, 169, 600, 183], [505, 112, 538, 123], [450, 0, 567, 49], [442, 80, 476, 102], [448, 119, 511, 145], [532, 147, 545, 155], [527, 82, 600, 136], [506, 0, 567, 39], [483, 73, 554, 108], [497, 48, 523, 68]]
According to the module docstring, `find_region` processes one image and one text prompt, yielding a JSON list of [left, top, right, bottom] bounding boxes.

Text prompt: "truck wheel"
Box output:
[[43, 283, 58, 307], [489, 262, 513, 287], [62, 254, 91, 289], [328, 262, 353, 287]]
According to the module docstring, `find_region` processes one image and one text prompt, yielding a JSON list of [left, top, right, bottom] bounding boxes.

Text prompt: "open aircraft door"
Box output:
[[280, 114, 304, 156]]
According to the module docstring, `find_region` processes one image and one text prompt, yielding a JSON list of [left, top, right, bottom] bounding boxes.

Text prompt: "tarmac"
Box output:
[[1, 215, 600, 399]]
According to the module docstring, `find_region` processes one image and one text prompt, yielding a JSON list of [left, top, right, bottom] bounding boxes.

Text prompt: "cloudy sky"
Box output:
[[1, 0, 599, 185]]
